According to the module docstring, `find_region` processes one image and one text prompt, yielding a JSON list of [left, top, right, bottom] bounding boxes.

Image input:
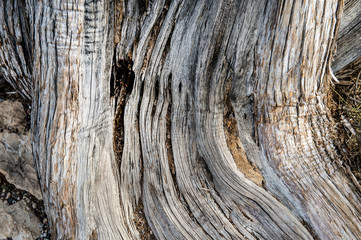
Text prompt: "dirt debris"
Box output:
[[330, 67, 361, 182]]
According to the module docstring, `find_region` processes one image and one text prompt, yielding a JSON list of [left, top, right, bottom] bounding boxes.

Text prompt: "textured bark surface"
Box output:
[[332, 0, 361, 72], [1, 0, 361, 239], [31, 1, 130, 239], [255, 1, 361, 238], [0, 0, 32, 101], [116, 1, 313, 239]]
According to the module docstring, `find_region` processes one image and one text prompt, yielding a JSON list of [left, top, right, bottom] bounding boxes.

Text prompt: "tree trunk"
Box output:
[[1, 0, 361, 239]]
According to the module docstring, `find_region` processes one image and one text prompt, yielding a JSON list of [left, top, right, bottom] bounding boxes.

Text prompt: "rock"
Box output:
[[0, 100, 27, 133], [0, 199, 42, 239], [0, 100, 42, 199]]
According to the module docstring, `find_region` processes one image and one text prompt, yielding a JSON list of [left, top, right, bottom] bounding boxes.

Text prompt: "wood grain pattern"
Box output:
[[0, 0, 32, 100], [333, 0, 361, 72], [1, 0, 361, 239], [31, 1, 131, 238], [255, 0, 361, 238]]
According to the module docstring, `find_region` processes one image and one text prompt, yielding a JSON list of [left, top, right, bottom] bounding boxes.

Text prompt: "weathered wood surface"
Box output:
[[255, 1, 361, 238], [0, 0, 32, 100], [117, 1, 313, 239], [333, 0, 361, 72], [31, 1, 130, 239], [1, 0, 361, 239]]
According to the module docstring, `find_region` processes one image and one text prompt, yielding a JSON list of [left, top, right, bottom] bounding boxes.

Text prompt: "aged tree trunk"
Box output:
[[1, 0, 361, 239]]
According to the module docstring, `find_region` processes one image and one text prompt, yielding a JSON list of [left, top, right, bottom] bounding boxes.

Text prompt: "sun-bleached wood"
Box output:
[[1, 0, 361, 239], [255, 1, 361, 238], [31, 1, 130, 239], [333, 0, 361, 72], [0, 0, 32, 100]]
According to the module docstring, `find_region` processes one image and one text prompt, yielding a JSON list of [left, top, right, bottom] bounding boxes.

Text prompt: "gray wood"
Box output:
[[0, 0, 32, 100], [333, 0, 361, 72], [255, 1, 361, 238], [1, 0, 361, 239], [31, 1, 130, 239]]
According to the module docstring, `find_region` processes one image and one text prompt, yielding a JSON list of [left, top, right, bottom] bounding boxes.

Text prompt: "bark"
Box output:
[[1, 0, 361, 239], [0, 0, 32, 100], [332, 0, 361, 72], [31, 1, 131, 239], [255, 1, 361, 238]]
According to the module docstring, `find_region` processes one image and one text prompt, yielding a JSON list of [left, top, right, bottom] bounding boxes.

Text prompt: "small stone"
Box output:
[[32, 203, 36, 209], [7, 197, 16, 205], [5, 192, 10, 199]]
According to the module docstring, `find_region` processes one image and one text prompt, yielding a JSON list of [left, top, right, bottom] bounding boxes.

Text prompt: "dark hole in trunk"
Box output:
[[112, 57, 135, 167]]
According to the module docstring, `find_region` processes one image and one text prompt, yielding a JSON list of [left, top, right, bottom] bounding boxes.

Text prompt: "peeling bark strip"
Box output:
[[1, 0, 361, 239]]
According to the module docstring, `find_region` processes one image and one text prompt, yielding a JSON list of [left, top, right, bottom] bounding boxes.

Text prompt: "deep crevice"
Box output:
[[112, 56, 135, 168], [301, 220, 321, 240], [165, 74, 179, 195], [154, 77, 159, 100], [133, 202, 156, 240], [151, 77, 160, 118]]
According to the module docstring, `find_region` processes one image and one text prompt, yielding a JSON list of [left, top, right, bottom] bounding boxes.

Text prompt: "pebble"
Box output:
[[5, 192, 11, 199], [32, 203, 37, 209], [7, 197, 16, 205]]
